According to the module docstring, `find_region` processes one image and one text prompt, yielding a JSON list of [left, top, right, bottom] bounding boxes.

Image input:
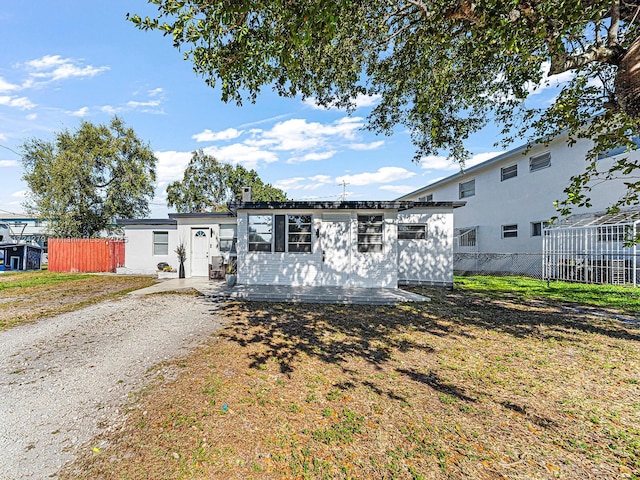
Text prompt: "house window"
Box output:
[[287, 215, 312, 253], [597, 225, 625, 243], [248, 214, 313, 253], [597, 137, 640, 160], [501, 164, 518, 181], [153, 231, 169, 255], [358, 215, 383, 252], [459, 179, 475, 199], [398, 224, 427, 240], [457, 227, 477, 247], [248, 215, 273, 252], [502, 224, 518, 238], [424, 194, 433, 202], [531, 221, 551, 237], [529, 152, 551, 172], [219, 225, 237, 252]]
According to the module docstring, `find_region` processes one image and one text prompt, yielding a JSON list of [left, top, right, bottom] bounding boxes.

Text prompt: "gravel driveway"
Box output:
[[0, 293, 225, 480]]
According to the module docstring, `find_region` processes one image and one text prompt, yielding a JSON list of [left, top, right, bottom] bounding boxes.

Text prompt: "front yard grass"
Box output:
[[60, 279, 640, 479], [0, 271, 156, 330]]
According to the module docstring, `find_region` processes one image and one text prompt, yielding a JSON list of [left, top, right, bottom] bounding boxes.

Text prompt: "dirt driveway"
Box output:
[[0, 293, 224, 480]]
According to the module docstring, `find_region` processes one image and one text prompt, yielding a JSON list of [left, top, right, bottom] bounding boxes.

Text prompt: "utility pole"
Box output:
[[338, 180, 349, 201]]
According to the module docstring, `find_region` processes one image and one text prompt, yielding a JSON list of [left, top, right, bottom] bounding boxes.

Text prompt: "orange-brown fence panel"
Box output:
[[48, 238, 126, 273]]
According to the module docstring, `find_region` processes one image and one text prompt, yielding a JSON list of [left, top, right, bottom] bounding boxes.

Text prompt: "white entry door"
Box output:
[[321, 221, 351, 286], [190, 228, 209, 277]]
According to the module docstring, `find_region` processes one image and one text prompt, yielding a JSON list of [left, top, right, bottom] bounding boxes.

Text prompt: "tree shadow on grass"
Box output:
[[214, 286, 640, 410]]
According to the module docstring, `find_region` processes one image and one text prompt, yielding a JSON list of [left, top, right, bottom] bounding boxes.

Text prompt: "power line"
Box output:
[[0, 144, 20, 157]]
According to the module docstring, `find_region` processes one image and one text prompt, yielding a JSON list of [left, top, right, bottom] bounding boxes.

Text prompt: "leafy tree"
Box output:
[[130, 1, 640, 214], [166, 150, 287, 212], [21, 117, 157, 237]]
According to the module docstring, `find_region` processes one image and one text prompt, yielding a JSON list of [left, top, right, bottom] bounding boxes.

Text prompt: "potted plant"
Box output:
[[225, 257, 237, 287], [175, 242, 187, 279]]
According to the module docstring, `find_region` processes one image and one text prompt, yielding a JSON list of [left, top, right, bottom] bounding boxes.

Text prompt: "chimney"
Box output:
[[242, 186, 252, 202]]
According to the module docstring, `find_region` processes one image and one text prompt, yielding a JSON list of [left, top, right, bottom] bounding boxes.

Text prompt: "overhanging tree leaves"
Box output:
[[21, 117, 157, 238], [166, 150, 287, 212], [130, 1, 640, 214]]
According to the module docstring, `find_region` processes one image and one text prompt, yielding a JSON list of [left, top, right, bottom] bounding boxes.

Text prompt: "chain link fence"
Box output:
[[454, 253, 544, 279]]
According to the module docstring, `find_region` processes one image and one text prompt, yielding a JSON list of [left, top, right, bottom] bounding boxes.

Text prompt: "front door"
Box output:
[[190, 228, 209, 277], [321, 220, 351, 286]]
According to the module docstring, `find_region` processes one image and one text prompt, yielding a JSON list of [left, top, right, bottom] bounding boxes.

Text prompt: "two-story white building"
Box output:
[[397, 134, 637, 276]]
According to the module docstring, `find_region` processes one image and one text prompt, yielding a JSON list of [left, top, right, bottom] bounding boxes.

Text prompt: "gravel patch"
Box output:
[[0, 294, 225, 480]]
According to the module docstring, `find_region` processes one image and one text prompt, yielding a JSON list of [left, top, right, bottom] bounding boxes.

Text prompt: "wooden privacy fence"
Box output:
[[48, 238, 125, 273]]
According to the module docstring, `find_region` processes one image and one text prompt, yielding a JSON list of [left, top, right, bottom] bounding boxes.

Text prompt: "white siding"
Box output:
[[397, 208, 454, 286], [403, 137, 635, 254], [122, 225, 178, 274], [237, 210, 398, 288]]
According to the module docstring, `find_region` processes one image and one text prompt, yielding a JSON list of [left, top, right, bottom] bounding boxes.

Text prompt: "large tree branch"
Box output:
[[549, 44, 625, 74]]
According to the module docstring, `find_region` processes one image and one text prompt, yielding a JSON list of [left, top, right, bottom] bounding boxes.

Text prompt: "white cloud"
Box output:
[[192, 128, 243, 142], [155, 150, 194, 185], [256, 117, 363, 151], [379, 185, 418, 194], [287, 151, 337, 163], [203, 144, 278, 169], [25, 113, 37, 120], [0, 160, 19, 167], [25, 55, 109, 82], [69, 106, 89, 117], [303, 93, 381, 110], [336, 167, 416, 186], [100, 105, 120, 115], [309, 174, 333, 184], [0, 77, 20, 93], [0, 133, 6, 141], [148, 87, 164, 97], [126, 99, 161, 109], [348, 141, 384, 151], [274, 177, 307, 190], [12, 190, 26, 198], [420, 151, 504, 171], [275, 174, 336, 192], [0, 95, 36, 110]]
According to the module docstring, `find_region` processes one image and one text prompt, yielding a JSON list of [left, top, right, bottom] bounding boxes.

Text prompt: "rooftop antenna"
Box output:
[[338, 180, 349, 201]]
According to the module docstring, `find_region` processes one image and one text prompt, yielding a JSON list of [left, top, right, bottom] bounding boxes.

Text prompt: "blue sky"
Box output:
[[0, 1, 569, 218]]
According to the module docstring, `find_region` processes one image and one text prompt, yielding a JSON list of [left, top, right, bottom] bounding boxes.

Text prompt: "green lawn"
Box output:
[[455, 275, 640, 315]]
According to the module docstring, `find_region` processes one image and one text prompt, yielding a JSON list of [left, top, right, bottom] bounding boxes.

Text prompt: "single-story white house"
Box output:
[[117, 200, 464, 288]]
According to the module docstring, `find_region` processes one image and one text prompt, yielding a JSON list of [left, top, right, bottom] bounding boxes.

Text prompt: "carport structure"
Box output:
[[542, 209, 640, 286]]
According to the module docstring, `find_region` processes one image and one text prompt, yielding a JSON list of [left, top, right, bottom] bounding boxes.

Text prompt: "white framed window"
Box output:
[[248, 214, 313, 253], [425, 193, 433, 202], [219, 225, 237, 252], [501, 164, 517, 181], [597, 137, 640, 160], [153, 231, 169, 255], [358, 215, 383, 252], [502, 224, 518, 238], [398, 224, 427, 240], [531, 221, 550, 237], [457, 227, 477, 247], [529, 152, 551, 172], [287, 215, 312, 253], [597, 225, 626, 243], [459, 179, 475, 199], [248, 215, 273, 252]]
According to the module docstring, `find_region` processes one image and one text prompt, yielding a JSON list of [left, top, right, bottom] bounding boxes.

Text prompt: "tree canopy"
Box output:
[[166, 150, 288, 212], [21, 117, 157, 238], [130, 1, 640, 214]]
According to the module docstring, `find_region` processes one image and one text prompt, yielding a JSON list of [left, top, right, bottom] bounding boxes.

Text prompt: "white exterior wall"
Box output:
[[175, 217, 237, 278], [397, 208, 454, 286], [403, 137, 634, 254], [237, 209, 398, 288], [236, 211, 322, 286], [122, 224, 178, 274]]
